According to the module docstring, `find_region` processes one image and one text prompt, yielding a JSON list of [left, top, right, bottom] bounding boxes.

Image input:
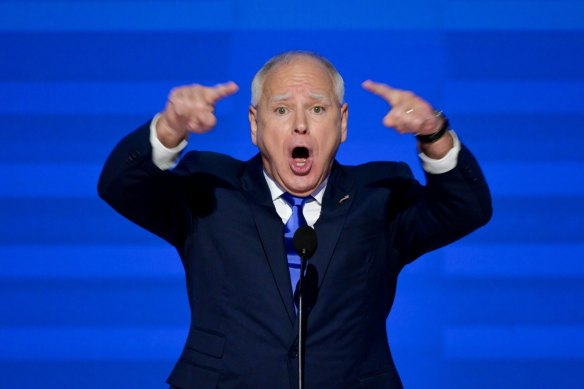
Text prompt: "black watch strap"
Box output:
[[416, 111, 449, 144]]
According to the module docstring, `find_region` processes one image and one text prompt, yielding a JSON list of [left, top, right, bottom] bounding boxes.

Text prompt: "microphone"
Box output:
[[292, 225, 317, 389], [293, 225, 317, 260]]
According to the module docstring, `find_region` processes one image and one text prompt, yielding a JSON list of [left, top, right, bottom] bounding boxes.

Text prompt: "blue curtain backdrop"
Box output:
[[1, 1, 583, 388]]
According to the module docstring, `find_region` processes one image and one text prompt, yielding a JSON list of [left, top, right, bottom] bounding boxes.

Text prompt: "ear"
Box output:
[[340, 103, 348, 143], [249, 105, 258, 145]]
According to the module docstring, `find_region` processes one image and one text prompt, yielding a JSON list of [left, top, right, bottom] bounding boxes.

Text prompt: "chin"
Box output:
[[285, 176, 319, 195]]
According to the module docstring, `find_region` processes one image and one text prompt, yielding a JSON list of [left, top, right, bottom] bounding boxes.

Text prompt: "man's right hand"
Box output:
[[156, 81, 239, 148]]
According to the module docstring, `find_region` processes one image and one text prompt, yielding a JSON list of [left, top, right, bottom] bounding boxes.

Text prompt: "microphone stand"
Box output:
[[292, 225, 316, 389], [298, 249, 308, 389]]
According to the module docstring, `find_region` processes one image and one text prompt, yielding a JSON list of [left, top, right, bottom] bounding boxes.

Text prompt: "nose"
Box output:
[[293, 110, 308, 135]]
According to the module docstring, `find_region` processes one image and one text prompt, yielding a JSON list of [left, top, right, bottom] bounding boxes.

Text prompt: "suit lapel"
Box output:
[[311, 162, 356, 290], [240, 157, 356, 327], [240, 155, 296, 325], [291, 162, 356, 335]]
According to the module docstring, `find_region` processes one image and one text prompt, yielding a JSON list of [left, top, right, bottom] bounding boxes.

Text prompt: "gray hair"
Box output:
[[251, 51, 345, 106]]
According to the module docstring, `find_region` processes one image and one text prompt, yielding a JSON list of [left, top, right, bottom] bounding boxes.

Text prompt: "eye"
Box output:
[[275, 107, 288, 115], [312, 106, 325, 114]]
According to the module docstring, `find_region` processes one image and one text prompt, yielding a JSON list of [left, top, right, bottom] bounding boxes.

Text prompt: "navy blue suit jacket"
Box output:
[[98, 122, 492, 388]]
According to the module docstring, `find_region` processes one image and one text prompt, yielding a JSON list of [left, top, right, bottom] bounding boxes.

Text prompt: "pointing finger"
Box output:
[[362, 80, 401, 105], [204, 81, 239, 104]]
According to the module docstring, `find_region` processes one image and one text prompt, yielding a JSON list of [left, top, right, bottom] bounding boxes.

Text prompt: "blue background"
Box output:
[[1, 0, 584, 388]]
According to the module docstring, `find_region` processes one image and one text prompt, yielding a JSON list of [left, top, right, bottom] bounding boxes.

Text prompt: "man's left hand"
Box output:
[[362, 80, 453, 158]]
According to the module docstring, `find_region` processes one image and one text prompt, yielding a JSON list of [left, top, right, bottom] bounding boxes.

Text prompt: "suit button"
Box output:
[[288, 344, 298, 358]]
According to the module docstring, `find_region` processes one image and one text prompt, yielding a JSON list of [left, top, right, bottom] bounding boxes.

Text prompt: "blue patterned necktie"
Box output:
[[280, 192, 311, 311]]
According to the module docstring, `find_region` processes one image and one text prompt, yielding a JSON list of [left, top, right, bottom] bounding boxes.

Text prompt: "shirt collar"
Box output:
[[263, 170, 327, 205]]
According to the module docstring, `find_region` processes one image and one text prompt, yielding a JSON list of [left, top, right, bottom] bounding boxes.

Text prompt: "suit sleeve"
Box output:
[[393, 144, 493, 265], [97, 121, 192, 247]]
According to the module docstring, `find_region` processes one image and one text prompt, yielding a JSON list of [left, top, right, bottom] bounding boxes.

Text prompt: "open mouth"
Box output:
[[289, 146, 312, 174], [292, 146, 309, 161]]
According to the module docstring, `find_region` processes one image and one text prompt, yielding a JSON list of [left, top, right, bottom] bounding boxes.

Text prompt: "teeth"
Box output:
[[294, 158, 307, 167]]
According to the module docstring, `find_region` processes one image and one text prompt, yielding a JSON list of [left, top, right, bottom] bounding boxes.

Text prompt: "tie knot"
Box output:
[[280, 192, 310, 208]]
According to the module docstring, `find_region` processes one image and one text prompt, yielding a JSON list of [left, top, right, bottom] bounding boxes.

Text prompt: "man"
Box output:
[[98, 51, 492, 388]]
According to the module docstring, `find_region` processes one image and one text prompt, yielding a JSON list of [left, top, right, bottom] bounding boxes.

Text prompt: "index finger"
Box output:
[[204, 81, 239, 104], [362, 80, 401, 105]]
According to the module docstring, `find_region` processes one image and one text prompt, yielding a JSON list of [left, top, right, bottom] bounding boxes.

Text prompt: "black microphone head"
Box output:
[[293, 226, 317, 259]]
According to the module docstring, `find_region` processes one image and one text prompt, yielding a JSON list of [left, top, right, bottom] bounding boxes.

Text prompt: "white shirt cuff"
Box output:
[[418, 130, 461, 174], [149, 113, 188, 170]]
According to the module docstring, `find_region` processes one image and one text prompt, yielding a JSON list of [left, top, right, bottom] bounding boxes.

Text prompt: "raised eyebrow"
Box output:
[[308, 92, 331, 103], [269, 93, 292, 103]]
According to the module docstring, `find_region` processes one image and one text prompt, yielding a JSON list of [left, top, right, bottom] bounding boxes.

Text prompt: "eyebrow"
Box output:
[[269, 92, 330, 104], [270, 93, 292, 103], [308, 92, 328, 101]]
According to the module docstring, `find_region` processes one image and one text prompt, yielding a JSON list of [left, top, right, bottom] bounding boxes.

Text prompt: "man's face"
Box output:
[[249, 57, 348, 197]]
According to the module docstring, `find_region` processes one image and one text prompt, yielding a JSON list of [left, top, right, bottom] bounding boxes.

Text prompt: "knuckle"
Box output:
[[189, 84, 205, 96], [192, 101, 209, 112], [411, 117, 423, 128], [194, 111, 209, 124], [168, 87, 183, 99], [187, 119, 200, 131], [402, 91, 415, 99], [172, 102, 187, 116]]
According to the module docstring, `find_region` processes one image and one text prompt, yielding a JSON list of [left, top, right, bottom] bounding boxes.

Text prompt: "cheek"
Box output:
[[318, 131, 342, 156], [257, 127, 286, 157]]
